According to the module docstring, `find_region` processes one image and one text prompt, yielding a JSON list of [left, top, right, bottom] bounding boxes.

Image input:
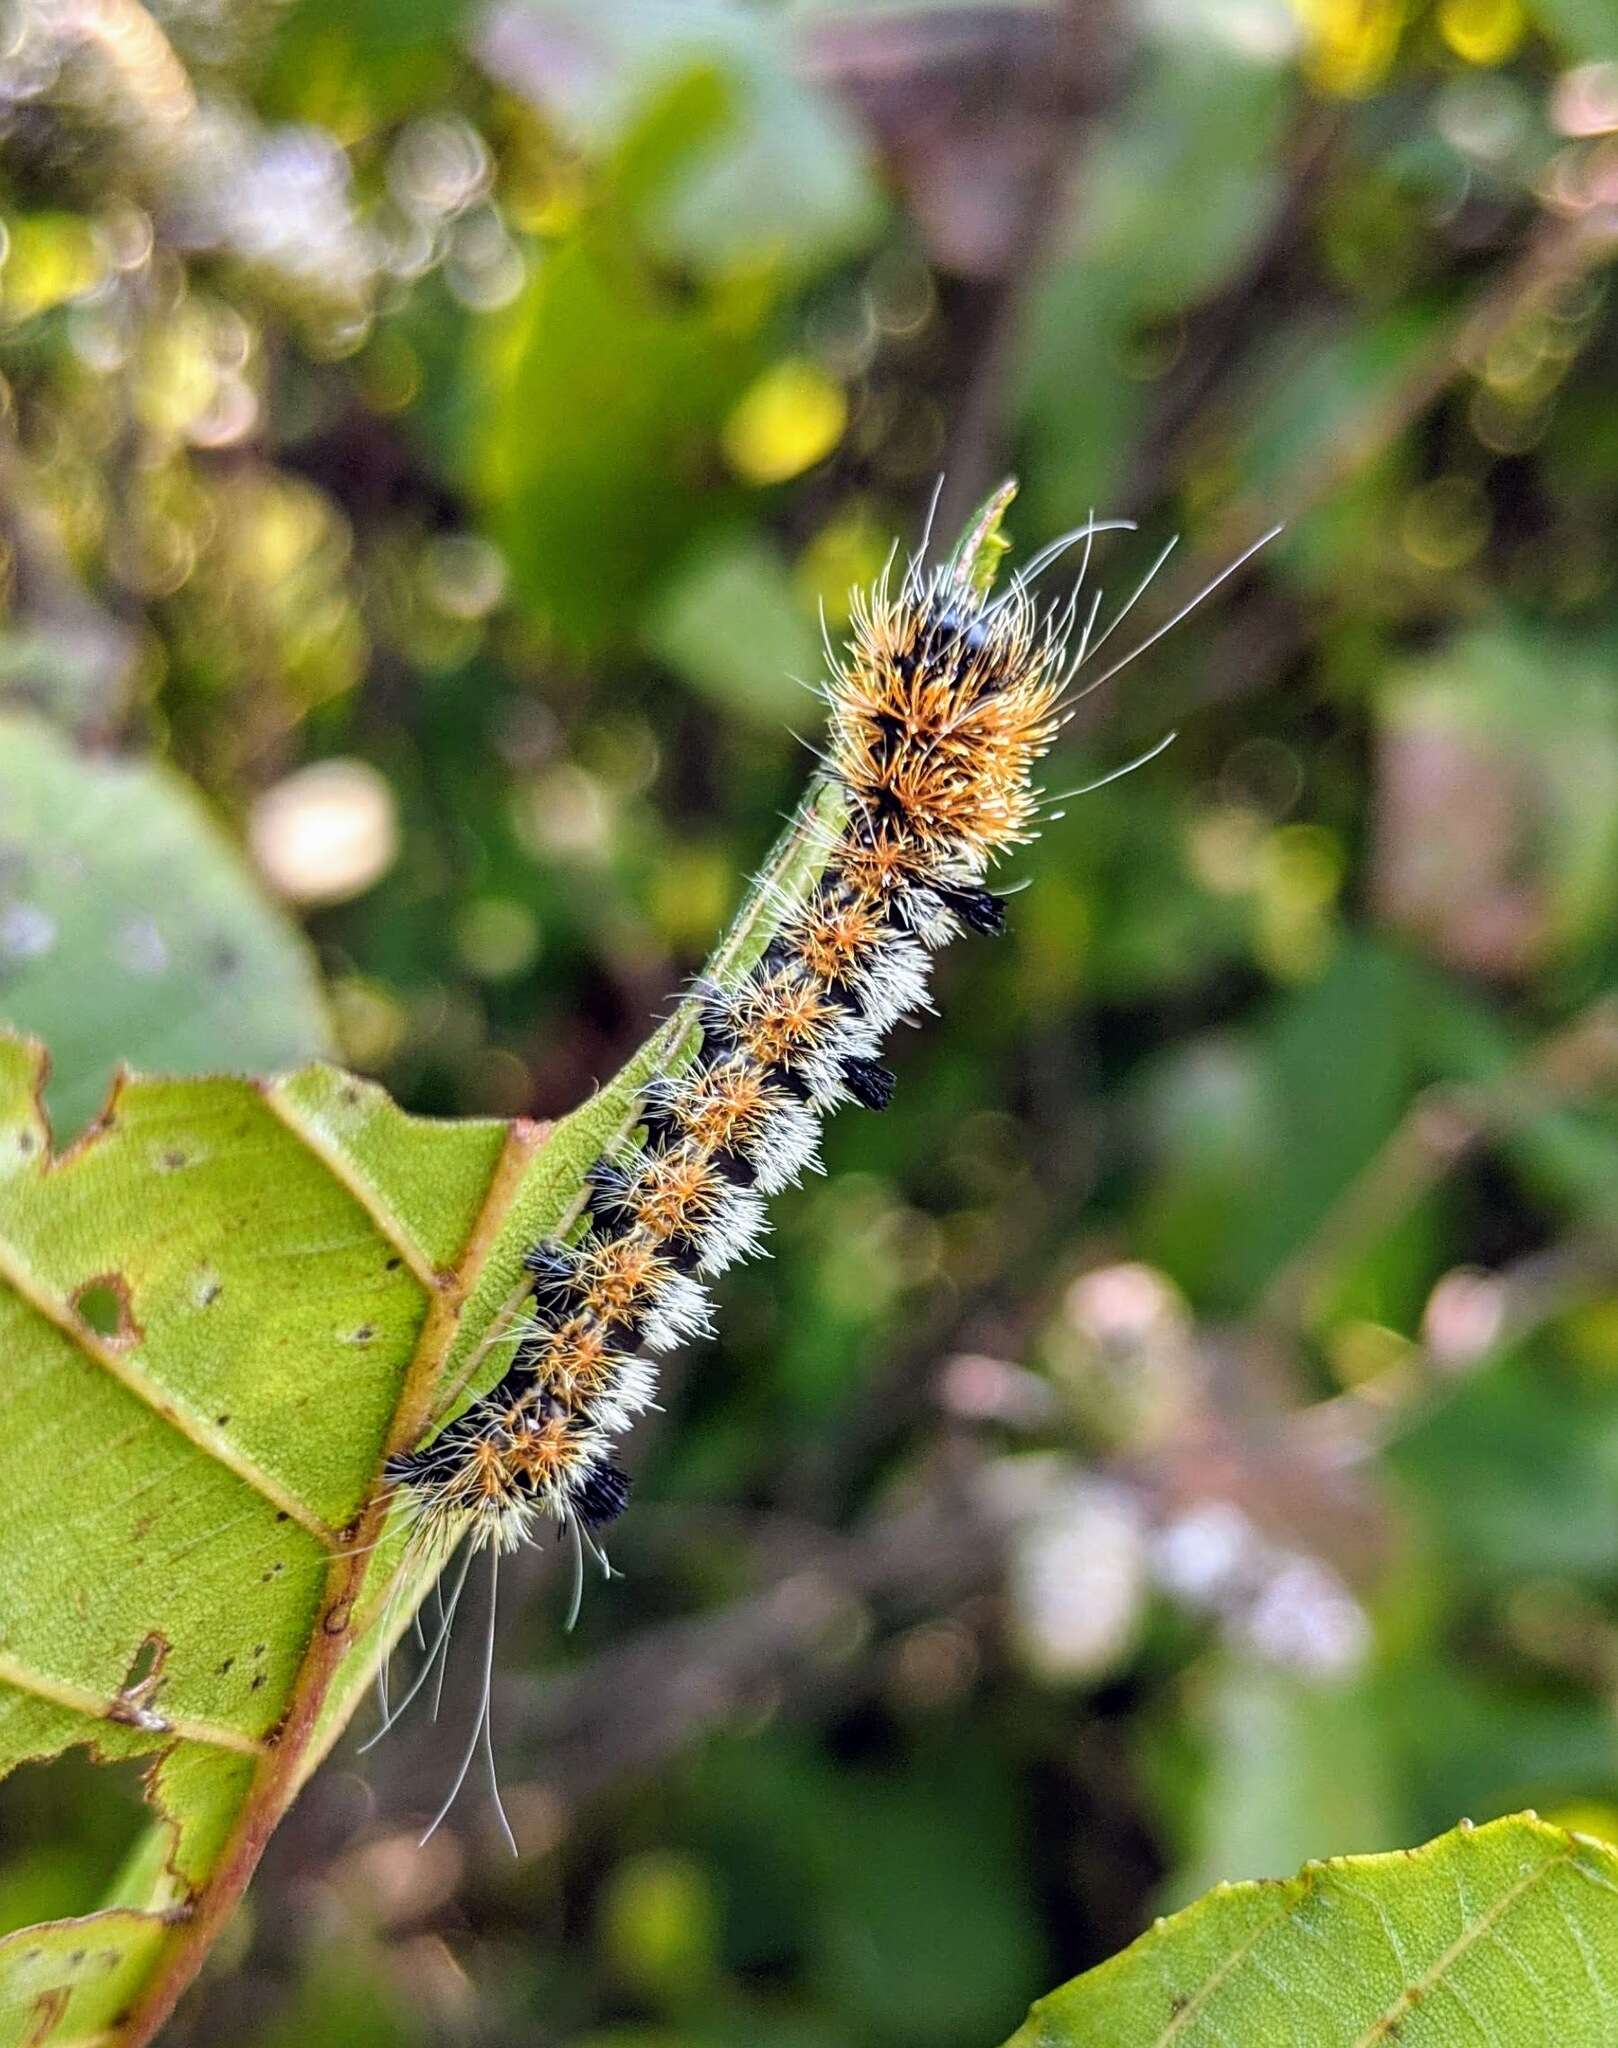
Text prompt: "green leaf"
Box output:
[[693, 1730, 1041, 2048], [1016, 30, 1288, 529], [1377, 628, 1618, 970], [478, 0, 879, 277], [1003, 1813, 1618, 2047], [468, 15, 878, 648], [470, 130, 761, 644], [644, 529, 823, 729], [0, 626, 132, 736], [1535, 0, 1618, 62], [944, 479, 1018, 600], [0, 715, 332, 1140], [1138, 941, 1428, 1313], [468, 60, 818, 650], [0, 768, 847, 2047], [1390, 1344, 1618, 1588]]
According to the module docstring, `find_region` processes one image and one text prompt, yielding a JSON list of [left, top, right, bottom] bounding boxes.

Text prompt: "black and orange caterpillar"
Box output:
[[384, 514, 1081, 1572], [371, 493, 1273, 1843]]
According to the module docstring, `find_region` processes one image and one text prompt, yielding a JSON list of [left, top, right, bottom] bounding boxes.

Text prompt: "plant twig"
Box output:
[[1260, 996, 1618, 1332]]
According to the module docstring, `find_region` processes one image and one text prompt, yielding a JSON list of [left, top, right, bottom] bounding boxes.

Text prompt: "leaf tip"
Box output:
[[945, 478, 1018, 598]]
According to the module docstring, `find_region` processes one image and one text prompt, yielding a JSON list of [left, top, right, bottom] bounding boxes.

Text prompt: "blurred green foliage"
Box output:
[[4, 0, 1618, 2042]]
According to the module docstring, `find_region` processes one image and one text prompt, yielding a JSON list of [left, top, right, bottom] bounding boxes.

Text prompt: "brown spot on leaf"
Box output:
[[24, 1987, 70, 2047]]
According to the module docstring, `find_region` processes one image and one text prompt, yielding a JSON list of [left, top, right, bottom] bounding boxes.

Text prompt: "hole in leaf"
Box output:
[[121, 1637, 163, 1693], [0, 1752, 150, 1941], [110, 1634, 170, 1731], [72, 1276, 137, 1345]]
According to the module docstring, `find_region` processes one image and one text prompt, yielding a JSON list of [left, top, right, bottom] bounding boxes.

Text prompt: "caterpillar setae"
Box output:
[[371, 485, 1275, 1845]]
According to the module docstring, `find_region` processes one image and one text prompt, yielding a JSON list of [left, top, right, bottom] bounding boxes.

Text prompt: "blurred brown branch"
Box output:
[[1261, 994, 1618, 1332], [1292, 1235, 1618, 1469], [442, 1477, 1000, 1826]]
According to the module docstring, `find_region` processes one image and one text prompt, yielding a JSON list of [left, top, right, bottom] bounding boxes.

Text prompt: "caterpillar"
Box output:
[[371, 486, 1276, 1846]]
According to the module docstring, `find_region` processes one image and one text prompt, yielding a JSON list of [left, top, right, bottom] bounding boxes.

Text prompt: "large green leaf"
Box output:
[[0, 773, 844, 2048], [0, 715, 332, 1140], [1004, 1813, 1618, 2047]]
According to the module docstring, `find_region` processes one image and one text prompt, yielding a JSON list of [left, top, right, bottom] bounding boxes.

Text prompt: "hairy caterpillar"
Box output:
[[371, 487, 1276, 1845]]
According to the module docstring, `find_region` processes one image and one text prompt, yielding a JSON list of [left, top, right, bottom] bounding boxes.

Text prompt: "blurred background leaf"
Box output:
[[0, 717, 331, 1136]]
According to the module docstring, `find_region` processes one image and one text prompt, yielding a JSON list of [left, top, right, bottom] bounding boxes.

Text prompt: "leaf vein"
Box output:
[[258, 1081, 443, 1291], [109, 1116, 551, 2045], [1149, 1896, 1295, 2044], [0, 1236, 338, 1549], [0, 1654, 263, 1757], [1346, 1847, 1577, 2048]]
